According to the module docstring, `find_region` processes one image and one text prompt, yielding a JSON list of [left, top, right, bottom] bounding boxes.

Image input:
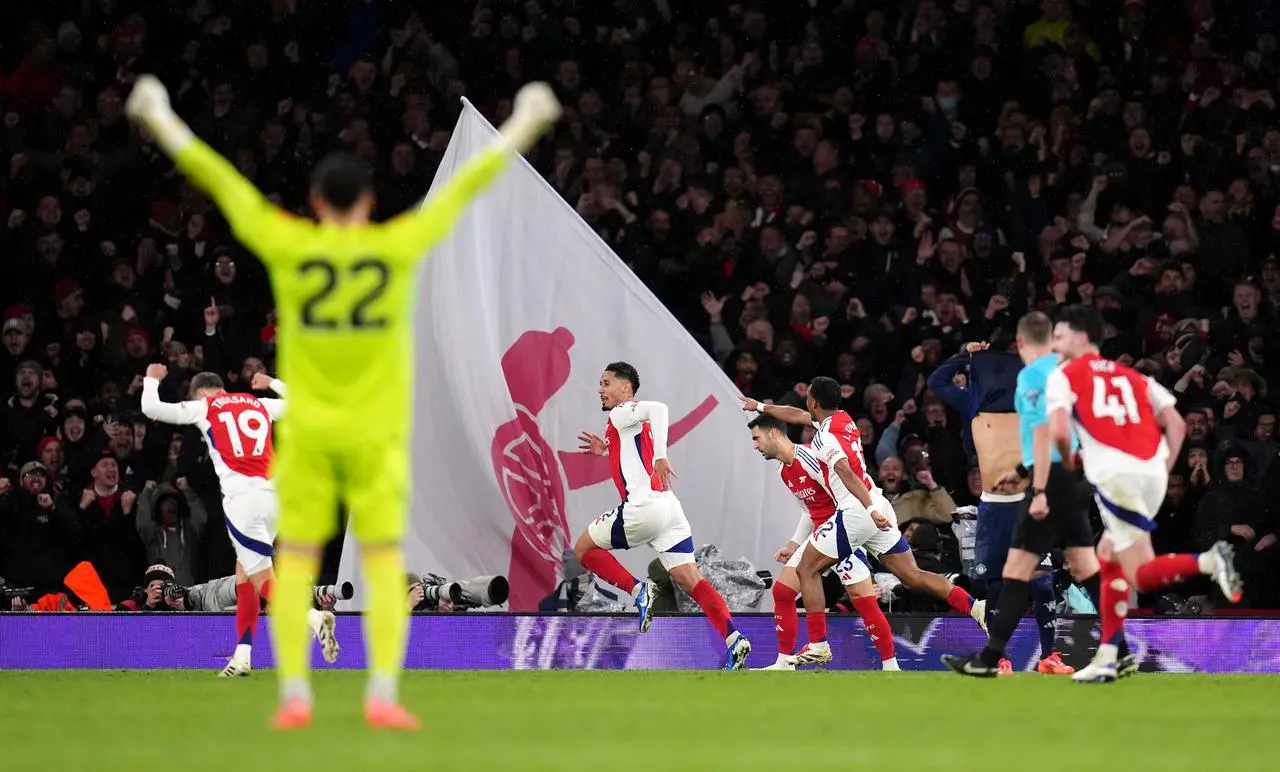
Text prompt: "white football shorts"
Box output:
[[223, 488, 278, 575], [808, 495, 907, 560], [1092, 467, 1167, 551], [785, 534, 871, 585], [587, 494, 696, 570]]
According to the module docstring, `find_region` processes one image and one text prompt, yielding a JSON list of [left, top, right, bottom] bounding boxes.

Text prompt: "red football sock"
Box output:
[[806, 608, 828, 645], [235, 581, 259, 646], [772, 583, 799, 655], [1099, 558, 1128, 646], [1134, 554, 1200, 593], [946, 585, 974, 614], [578, 548, 637, 594], [852, 595, 895, 662], [691, 579, 736, 640]]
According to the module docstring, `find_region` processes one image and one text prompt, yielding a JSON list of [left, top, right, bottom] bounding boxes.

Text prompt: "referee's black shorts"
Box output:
[[1010, 463, 1095, 555]]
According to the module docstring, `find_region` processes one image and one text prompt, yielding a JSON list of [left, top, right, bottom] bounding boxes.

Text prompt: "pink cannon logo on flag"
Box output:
[[490, 328, 717, 609]]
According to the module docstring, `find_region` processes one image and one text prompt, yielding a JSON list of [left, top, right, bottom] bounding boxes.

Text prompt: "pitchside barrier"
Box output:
[[3, 614, 1279, 672]]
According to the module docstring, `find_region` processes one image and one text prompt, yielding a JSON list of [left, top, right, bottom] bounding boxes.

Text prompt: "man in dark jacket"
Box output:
[[1194, 445, 1272, 606], [72, 451, 145, 602], [0, 460, 78, 599]]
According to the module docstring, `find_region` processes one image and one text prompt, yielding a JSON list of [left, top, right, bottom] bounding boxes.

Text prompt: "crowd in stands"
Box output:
[[1, 0, 1278, 610]]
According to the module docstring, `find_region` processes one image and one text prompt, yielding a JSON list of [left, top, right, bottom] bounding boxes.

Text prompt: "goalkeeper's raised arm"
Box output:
[[124, 74, 562, 262]]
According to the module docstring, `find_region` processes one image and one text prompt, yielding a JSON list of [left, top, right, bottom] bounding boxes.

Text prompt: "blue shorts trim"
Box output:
[[226, 518, 273, 557], [609, 504, 629, 549], [664, 536, 694, 554], [835, 511, 853, 560], [1096, 493, 1157, 532], [883, 536, 911, 555]]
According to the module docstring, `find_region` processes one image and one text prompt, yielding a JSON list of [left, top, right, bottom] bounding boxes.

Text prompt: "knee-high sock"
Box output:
[[1081, 570, 1129, 656], [268, 548, 319, 699], [235, 581, 259, 646], [362, 547, 410, 702], [985, 577, 1003, 628], [578, 548, 637, 594], [772, 583, 798, 655], [1031, 574, 1057, 655], [946, 585, 975, 614], [851, 595, 895, 662], [691, 579, 737, 642], [1133, 554, 1201, 593], [1099, 558, 1129, 647], [980, 578, 1030, 666]]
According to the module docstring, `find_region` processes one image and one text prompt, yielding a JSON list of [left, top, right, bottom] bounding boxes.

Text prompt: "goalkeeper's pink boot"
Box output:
[[365, 698, 420, 731], [270, 698, 312, 730]]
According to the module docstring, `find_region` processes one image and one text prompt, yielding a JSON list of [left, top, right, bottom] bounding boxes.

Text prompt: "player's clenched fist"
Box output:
[[125, 75, 171, 122], [774, 541, 799, 564], [512, 82, 562, 127], [251, 372, 274, 391], [869, 505, 892, 531], [146, 363, 168, 380], [499, 82, 563, 153]]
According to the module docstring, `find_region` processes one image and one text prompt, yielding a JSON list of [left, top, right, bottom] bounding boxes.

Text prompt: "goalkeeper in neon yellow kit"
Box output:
[[124, 75, 561, 731]]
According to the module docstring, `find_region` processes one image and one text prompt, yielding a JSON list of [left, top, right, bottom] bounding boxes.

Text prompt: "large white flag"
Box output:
[[337, 100, 796, 610]]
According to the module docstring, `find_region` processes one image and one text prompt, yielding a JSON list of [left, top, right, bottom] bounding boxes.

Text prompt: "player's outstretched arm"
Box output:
[[394, 82, 562, 256], [125, 75, 285, 258], [140, 366, 207, 426], [741, 396, 812, 426]]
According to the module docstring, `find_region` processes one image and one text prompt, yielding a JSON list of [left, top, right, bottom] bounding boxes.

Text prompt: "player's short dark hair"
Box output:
[[190, 372, 224, 396], [808, 376, 842, 410], [1055, 304, 1104, 344], [311, 152, 373, 211], [1016, 311, 1053, 345], [605, 361, 640, 394], [748, 414, 785, 434]]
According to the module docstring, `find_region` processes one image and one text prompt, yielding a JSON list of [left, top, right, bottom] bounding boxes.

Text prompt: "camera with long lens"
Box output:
[[413, 574, 509, 611], [162, 581, 188, 602], [313, 582, 353, 605]]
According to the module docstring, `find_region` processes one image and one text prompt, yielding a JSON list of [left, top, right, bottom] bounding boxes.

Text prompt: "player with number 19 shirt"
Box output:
[[141, 369, 339, 679], [140, 374, 286, 564]]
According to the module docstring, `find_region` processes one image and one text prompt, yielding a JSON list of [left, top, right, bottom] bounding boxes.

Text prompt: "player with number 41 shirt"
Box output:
[[140, 365, 339, 678], [1045, 305, 1242, 684]]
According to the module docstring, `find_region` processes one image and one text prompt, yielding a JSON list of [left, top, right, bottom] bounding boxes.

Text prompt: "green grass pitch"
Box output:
[[0, 670, 1276, 771]]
